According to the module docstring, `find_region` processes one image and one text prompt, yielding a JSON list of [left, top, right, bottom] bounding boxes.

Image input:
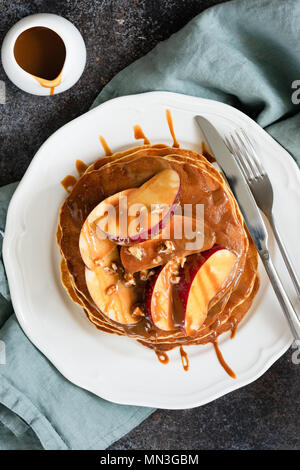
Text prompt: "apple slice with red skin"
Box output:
[[79, 188, 137, 270], [97, 169, 181, 245], [120, 215, 216, 273], [145, 258, 182, 331], [147, 247, 237, 335], [85, 244, 141, 326], [173, 247, 237, 335]]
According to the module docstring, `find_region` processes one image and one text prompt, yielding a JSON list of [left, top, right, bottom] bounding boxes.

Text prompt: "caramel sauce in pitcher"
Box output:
[[14, 26, 66, 96]]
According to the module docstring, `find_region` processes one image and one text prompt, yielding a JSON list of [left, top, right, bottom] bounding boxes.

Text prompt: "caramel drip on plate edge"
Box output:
[[213, 341, 236, 379], [76, 159, 88, 177], [166, 109, 180, 148], [99, 136, 112, 156], [61, 160, 88, 192], [179, 346, 189, 372], [155, 351, 169, 365], [134, 125, 150, 145], [61, 175, 77, 193], [155, 342, 235, 378]]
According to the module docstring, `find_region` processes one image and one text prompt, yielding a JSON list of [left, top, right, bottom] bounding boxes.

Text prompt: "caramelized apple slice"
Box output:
[[98, 169, 181, 245], [79, 188, 137, 269], [146, 258, 182, 331], [85, 245, 141, 325], [173, 247, 237, 335], [120, 216, 216, 273]]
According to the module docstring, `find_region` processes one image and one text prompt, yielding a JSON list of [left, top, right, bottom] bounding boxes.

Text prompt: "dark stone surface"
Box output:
[[0, 0, 299, 451]]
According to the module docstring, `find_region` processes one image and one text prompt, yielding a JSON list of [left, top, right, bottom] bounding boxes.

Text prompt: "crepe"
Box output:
[[57, 144, 259, 352]]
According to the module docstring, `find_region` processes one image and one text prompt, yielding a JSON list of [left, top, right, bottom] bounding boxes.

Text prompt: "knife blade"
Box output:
[[195, 115, 300, 340], [195, 115, 268, 253]]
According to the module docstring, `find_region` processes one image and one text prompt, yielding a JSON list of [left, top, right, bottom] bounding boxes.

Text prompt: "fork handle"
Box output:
[[269, 213, 300, 298], [260, 249, 300, 341]]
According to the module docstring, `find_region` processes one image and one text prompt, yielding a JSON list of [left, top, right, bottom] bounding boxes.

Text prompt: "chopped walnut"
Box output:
[[153, 255, 162, 264], [140, 269, 155, 281], [111, 262, 118, 272], [105, 284, 116, 295], [124, 272, 136, 287], [132, 305, 145, 318], [127, 245, 145, 260], [158, 240, 175, 254], [104, 262, 124, 275]]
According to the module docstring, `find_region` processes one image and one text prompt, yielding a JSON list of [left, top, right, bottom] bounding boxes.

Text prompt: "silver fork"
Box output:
[[226, 129, 300, 298]]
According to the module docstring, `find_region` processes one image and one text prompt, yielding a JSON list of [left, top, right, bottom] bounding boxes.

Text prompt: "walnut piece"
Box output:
[[140, 269, 155, 281], [127, 246, 145, 260], [124, 272, 136, 287], [158, 240, 175, 254]]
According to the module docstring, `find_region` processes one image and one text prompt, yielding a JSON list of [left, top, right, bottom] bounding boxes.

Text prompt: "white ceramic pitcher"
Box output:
[[1, 13, 86, 96]]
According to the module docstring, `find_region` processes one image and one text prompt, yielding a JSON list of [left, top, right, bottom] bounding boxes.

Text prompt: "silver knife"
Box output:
[[195, 115, 300, 341]]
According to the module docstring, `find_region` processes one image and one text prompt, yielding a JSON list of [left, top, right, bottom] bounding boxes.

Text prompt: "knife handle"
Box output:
[[260, 249, 300, 341]]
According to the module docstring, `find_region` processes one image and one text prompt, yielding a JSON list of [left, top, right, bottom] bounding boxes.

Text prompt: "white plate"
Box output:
[[3, 92, 299, 409]]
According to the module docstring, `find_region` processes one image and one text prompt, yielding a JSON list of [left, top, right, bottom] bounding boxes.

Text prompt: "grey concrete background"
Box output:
[[0, 0, 299, 450]]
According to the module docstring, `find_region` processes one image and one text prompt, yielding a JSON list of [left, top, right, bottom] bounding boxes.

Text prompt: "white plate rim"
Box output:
[[3, 91, 297, 409]]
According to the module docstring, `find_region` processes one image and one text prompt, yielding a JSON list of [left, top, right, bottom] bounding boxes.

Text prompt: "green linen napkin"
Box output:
[[1, 0, 300, 450]]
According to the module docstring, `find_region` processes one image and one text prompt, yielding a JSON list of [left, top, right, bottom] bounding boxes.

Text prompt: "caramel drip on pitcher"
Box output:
[[99, 136, 112, 156], [166, 109, 180, 148], [133, 125, 150, 145], [213, 341, 236, 379]]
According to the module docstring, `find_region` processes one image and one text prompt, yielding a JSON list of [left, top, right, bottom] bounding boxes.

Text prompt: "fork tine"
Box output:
[[234, 131, 260, 179], [240, 128, 266, 176], [228, 132, 253, 180]]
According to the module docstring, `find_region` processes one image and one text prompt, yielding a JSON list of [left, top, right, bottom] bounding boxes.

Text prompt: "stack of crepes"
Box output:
[[57, 143, 259, 353]]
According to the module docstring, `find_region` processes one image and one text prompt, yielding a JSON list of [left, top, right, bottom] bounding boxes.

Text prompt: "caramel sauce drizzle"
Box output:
[[99, 136, 112, 156], [166, 109, 180, 148], [133, 125, 150, 145], [179, 346, 189, 372], [201, 141, 215, 163], [76, 159, 88, 177], [213, 341, 236, 379], [230, 324, 238, 339], [155, 351, 169, 365], [61, 175, 77, 193]]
